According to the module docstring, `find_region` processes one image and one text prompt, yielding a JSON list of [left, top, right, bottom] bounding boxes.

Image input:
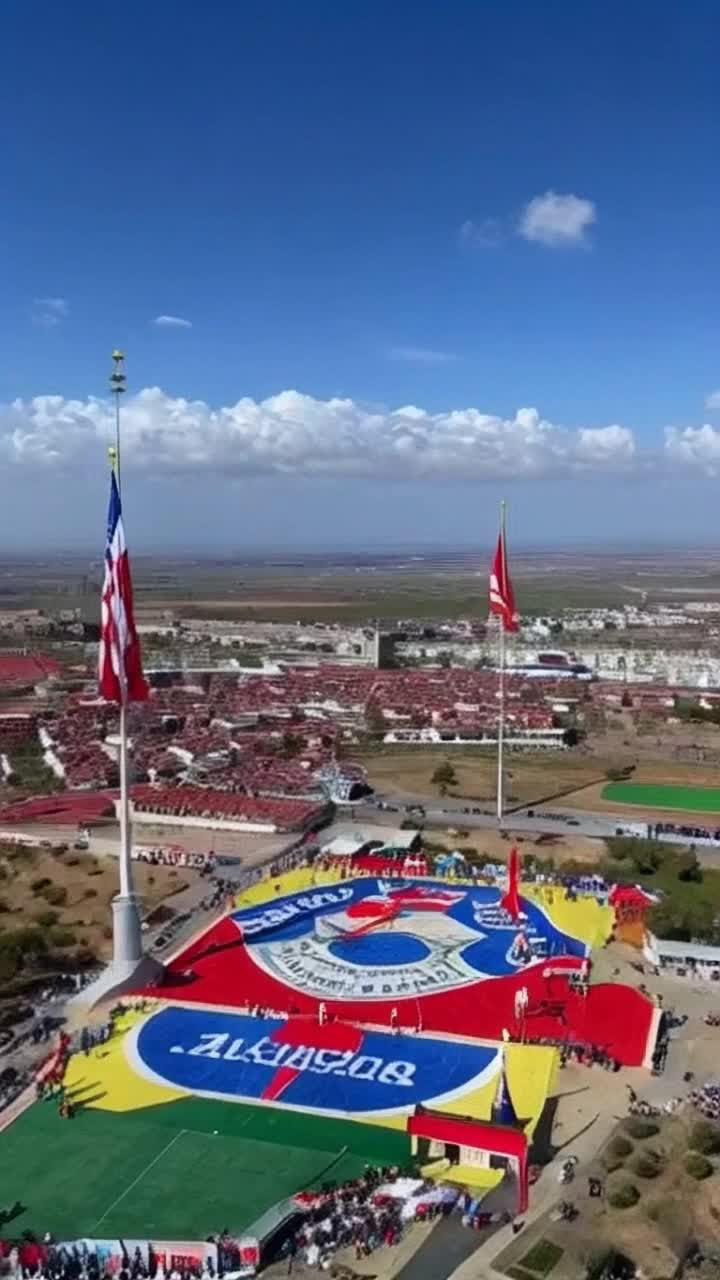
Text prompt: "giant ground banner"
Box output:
[[154, 876, 655, 1065]]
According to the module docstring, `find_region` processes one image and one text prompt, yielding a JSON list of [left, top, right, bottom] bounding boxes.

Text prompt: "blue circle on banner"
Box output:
[[229, 876, 588, 1000], [327, 933, 429, 967]]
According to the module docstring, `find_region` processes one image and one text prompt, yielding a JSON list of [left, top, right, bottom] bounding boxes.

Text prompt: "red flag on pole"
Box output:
[[489, 526, 519, 633], [99, 470, 149, 704]]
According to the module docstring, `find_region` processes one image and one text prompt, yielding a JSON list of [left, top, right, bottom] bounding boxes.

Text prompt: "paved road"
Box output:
[[351, 799, 642, 842], [351, 797, 720, 854], [393, 1174, 518, 1280], [392, 1215, 487, 1280]]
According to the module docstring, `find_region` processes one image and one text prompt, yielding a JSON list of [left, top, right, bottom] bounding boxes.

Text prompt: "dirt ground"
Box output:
[[129, 820, 291, 862], [360, 744, 720, 824], [421, 825, 604, 865], [498, 1109, 720, 1280], [359, 750, 609, 806], [589, 715, 720, 766], [0, 843, 194, 961], [2, 821, 292, 865]]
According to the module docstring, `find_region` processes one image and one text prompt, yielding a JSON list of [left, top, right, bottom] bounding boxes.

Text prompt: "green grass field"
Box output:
[[602, 782, 720, 813], [0, 1098, 410, 1240]]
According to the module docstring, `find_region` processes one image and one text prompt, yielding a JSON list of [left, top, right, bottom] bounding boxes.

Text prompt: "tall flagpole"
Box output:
[[496, 499, 506, 823], [73, 354, 157, 1004], [109, 351, 141, 971]]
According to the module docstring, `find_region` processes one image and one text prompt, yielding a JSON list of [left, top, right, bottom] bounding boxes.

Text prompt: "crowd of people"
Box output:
[[0, 1066, 33, 1117], [689, 1080, 720, 1121], [283, 1166, 455, 1271], [457, 1191, 509, 1232], [533, 1040, 623, 1073], [132, 846, 216, 872], [195, 877, 236, 914], [0, 1239, 241, 1280], [649, 819, 720, 846]]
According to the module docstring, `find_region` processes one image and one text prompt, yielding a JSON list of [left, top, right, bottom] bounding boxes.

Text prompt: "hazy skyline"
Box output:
[[2, 1, 720, 551]]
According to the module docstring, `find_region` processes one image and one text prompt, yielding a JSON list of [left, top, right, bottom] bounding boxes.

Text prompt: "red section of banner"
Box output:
[[146, 919, 654, 1066]]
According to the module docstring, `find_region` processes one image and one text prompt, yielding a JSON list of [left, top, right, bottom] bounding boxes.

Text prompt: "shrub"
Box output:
[[608, 1182, 640, 1209], [677, 853, 703, 883], [609, 1135, 634, 1159], [624, 1117, 659, 1140], [585, 1250, 636, 1280], [685, 1152, 713, 1180], [631, 1151, 663, 1179], [0, 925, 48, 980], [40, 884, 68, 907], [30, 877, 52, 893], [603, 1154, 625, 1173], [0, 897, 9, 914], [83, 888, 98, 899], [48, 927, 77, 948], [88, 867, 103, 877], [34, 909, 60, 928], [689, 1119, 720, 1155]]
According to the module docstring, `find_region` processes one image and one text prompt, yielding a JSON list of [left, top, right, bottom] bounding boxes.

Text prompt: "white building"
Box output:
[[643, 932, 720, 982]]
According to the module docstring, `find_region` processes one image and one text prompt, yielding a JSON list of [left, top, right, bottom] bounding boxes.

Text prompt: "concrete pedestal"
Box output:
[[71, 894, 164, 1011]]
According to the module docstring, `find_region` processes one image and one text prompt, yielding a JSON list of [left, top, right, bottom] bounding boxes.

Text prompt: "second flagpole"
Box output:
[[496, 499, 506, 823]]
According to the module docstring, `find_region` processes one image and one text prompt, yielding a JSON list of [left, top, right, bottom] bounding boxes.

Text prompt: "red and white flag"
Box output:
[[489, 525, 519, 633], [98, 470, 149, 704]]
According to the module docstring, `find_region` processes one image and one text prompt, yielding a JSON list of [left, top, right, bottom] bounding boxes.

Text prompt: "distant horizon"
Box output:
[[1, 537, 720, 562]]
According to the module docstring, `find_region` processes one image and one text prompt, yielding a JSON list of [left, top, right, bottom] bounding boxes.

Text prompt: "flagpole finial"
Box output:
[[110, 350, 126, 396], [108, 446, 118, 473]]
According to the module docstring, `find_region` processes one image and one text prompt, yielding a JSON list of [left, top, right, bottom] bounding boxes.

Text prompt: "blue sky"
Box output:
[[1, 0, 720, 550]]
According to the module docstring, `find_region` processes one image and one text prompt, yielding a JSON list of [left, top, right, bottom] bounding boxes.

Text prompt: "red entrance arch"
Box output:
[[407, 1112, 529, 1215]]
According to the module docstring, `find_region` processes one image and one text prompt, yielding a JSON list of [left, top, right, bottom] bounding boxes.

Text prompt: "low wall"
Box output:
[[128, 807, 278, 834]]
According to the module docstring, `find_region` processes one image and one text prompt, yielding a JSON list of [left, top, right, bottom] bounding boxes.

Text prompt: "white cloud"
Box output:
[[519, 192, 597, 247], [32, 297, 68, 326], [665, 424, 720, 475], [705, 390, 720, 411], [459, 218, 504, 249], [153, 315, 192, 329], [388, 346, 458, 365], [0, 387, 640, 480]]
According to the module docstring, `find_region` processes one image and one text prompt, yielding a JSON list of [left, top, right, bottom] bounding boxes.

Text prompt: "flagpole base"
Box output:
[[70, 895, 164, 1012], [71, 951, 164, 1012], [112, 892, 144, 968]]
